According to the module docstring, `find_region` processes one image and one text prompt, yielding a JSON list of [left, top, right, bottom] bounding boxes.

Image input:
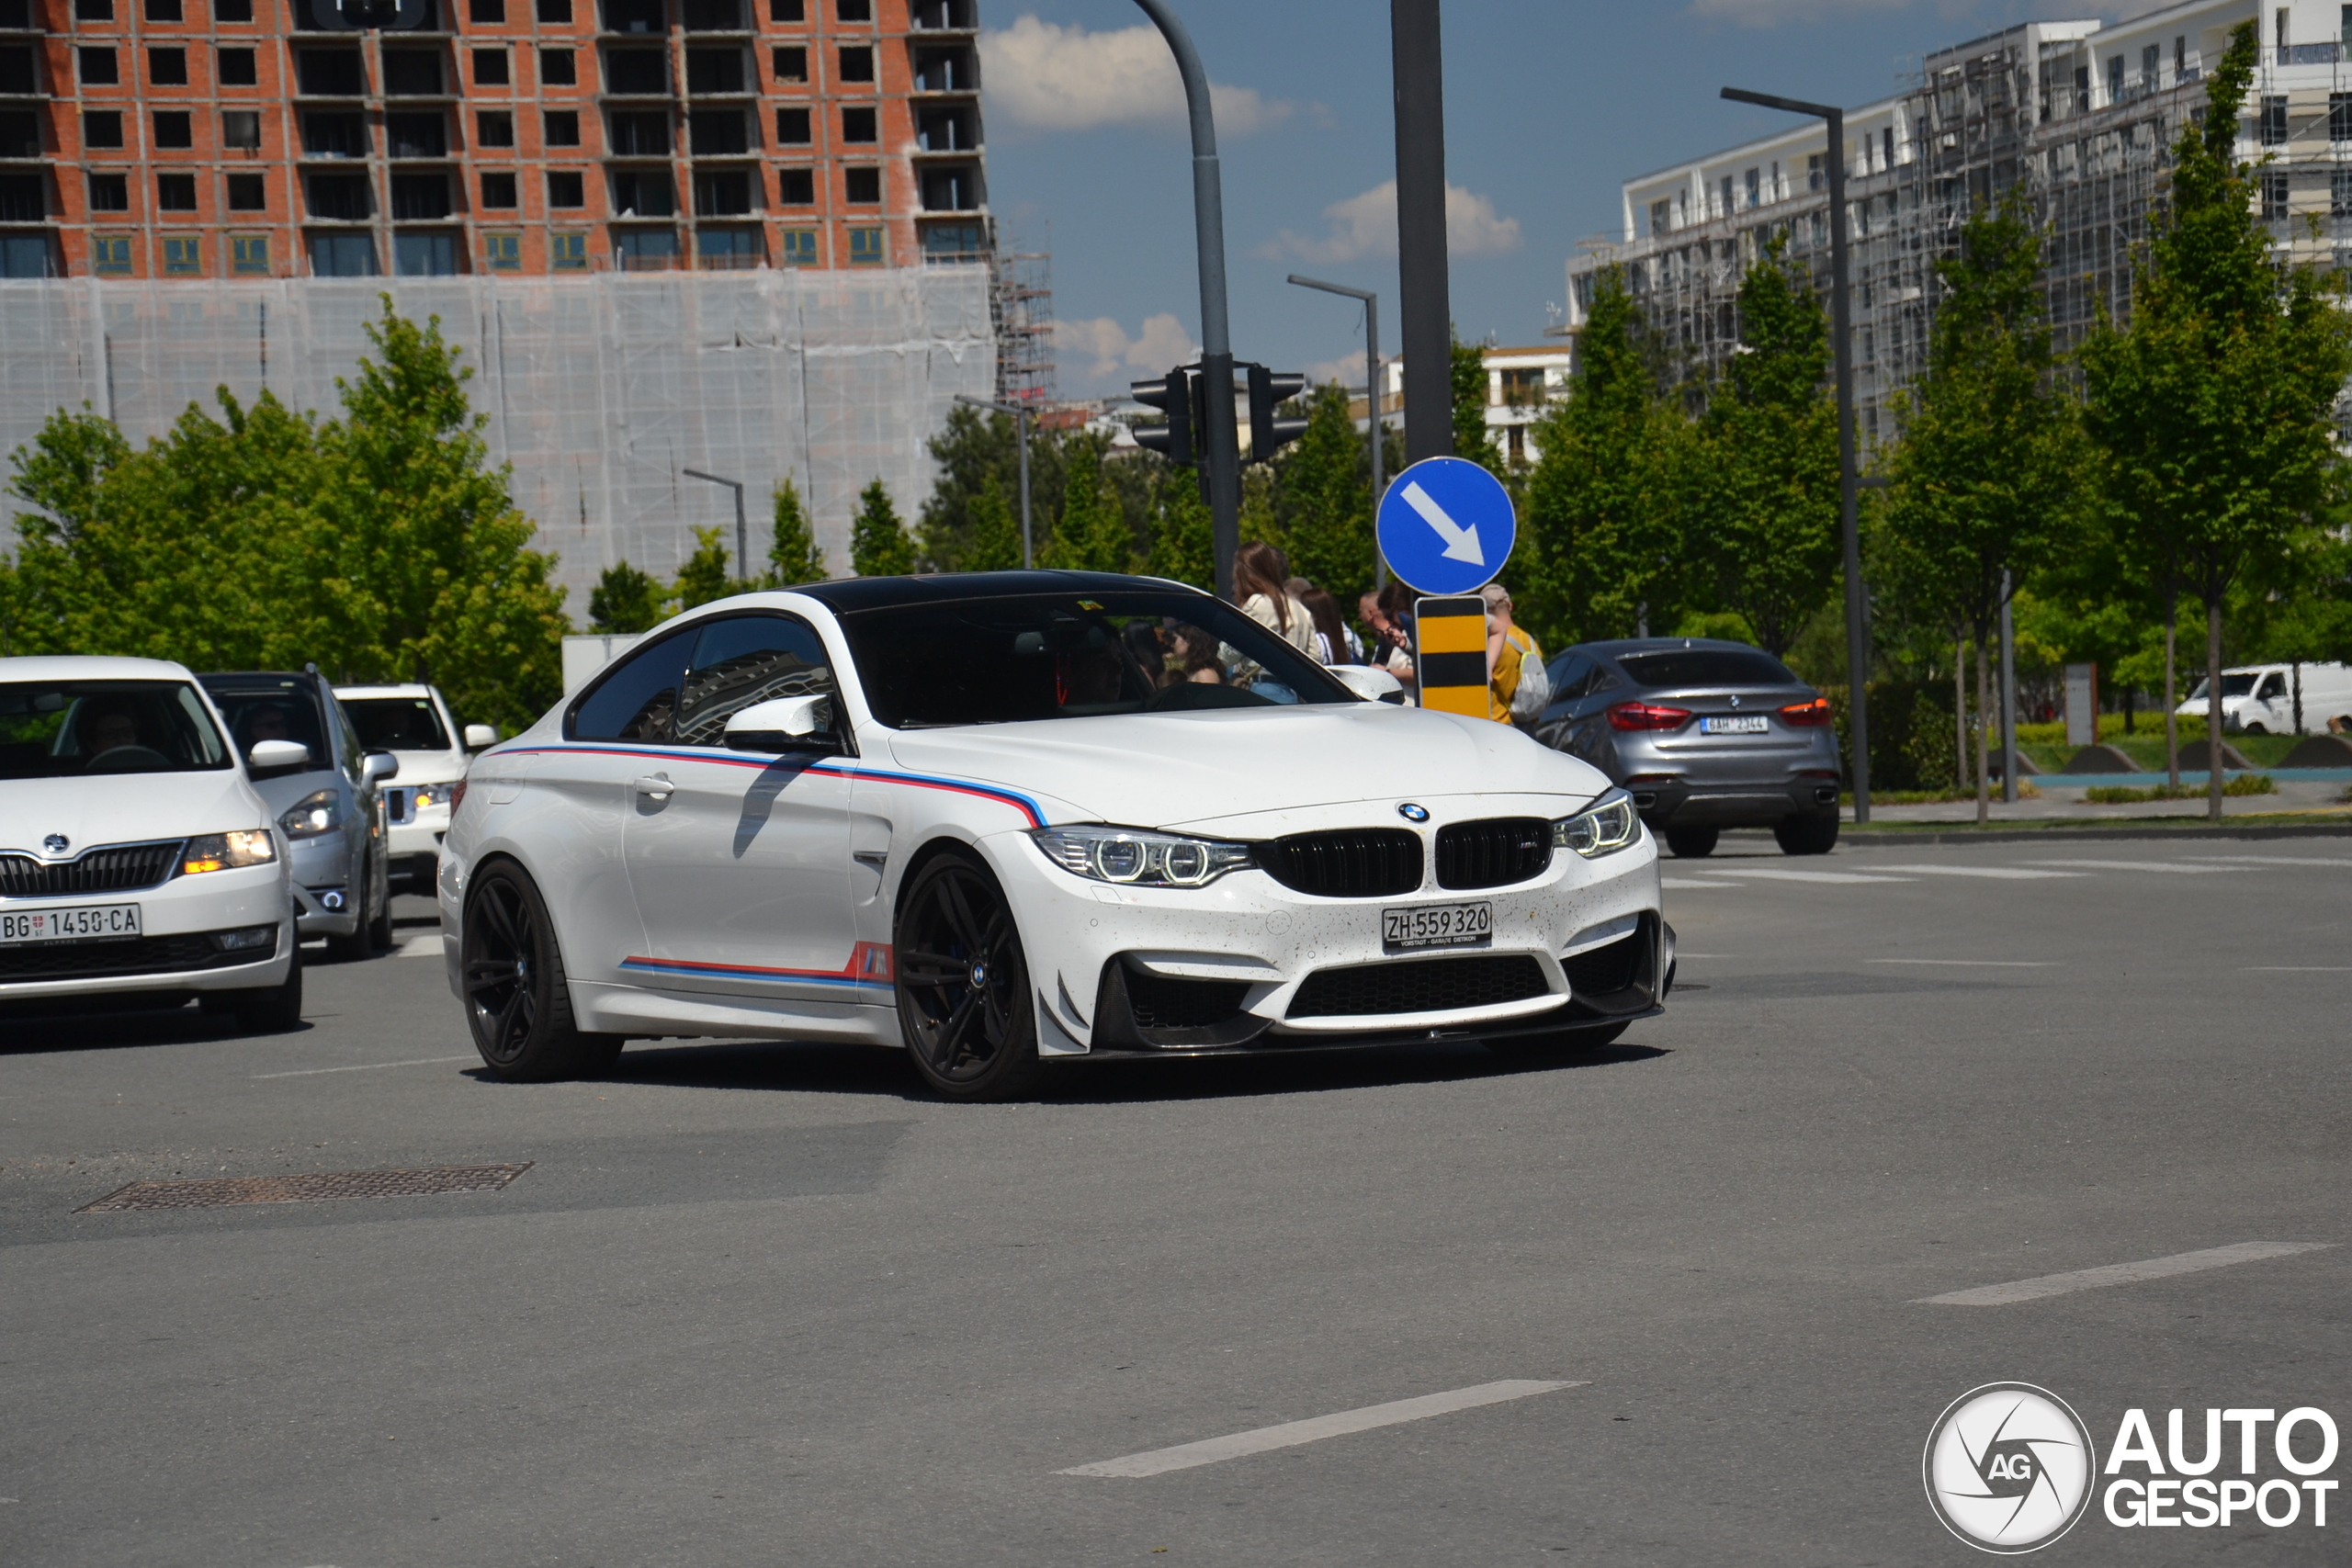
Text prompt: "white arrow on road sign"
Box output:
[[1399, 480, 1485, 567]]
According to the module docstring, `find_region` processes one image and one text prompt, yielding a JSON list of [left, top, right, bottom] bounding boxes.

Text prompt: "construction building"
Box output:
[[0, 0, 989, 279], [1563, 0, 2341, 451]]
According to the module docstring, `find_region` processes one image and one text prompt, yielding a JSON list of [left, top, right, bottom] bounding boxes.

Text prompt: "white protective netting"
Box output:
[[0, 265, 997, 615]]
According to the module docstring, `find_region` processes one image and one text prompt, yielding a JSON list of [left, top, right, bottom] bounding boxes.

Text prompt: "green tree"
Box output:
[[1696, 235, 1842, 660], [2081, 19, 2352, 816], [672, 525, 736, 610], [916, 403, 1068, 571], [1273, 381, 1374, 602], [1043, 436, 1128, 572], [588, 560, 667, 632], [1450, 333, 1503, 478], [763, 472, 826, 585], [849, 478, 915, 577], [962, 474, 1023, 571], [1147, 470, 1215, 591]]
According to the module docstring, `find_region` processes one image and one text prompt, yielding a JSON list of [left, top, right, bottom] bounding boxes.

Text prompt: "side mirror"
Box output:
[[247, 739, 311, 777], [362, 751, 400, 784], [725, 695, 833, 751], [1328, 664, 1407, 705], [462, 723, 498, 750]]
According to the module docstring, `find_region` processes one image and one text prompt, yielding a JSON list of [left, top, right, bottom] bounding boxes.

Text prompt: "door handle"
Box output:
[[632, 773, 673, 800]]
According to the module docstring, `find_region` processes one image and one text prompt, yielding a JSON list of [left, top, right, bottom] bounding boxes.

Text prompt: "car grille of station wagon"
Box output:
[[1287, 953, 1550, 1018], [1256, 829, 1423, 898], [0, 928, 275, 983], [1434, 818, 1553, 890], [0, 840, 184, 898]]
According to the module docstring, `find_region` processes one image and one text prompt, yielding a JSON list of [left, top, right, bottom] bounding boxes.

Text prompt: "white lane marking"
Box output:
[[2186, 854, 2352, 867], [1698, 868, 1914, 884], [2034, 859, 2244, 874], [253, 1055, 477, 1080], [1056, 1379, 1582, 1478], [1672, 953, 1736, 958], [1867, 958, 2059, 967], [1864, 863, 2086, 879], [1913, 1242, 2335, 1306], [1660, 876, 1746, 889], [397, 932, 443, 958], [2243, 966, 2352, 972], [1398, 480, 1486, 566]]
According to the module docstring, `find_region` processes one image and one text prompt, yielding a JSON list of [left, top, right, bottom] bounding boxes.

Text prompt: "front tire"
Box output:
[[894, 850, 1043, 1101], [1663, 825, 1718, 859], [462, 862, 619, 1082], [202, 943, 304, 1032], [1774, 812, 1839, 856], [325, 863, 377, 962]]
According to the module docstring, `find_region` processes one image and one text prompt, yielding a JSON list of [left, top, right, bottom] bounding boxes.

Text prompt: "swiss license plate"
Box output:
[[1383, 901, 1492, 953], [1, 903, 142, 944], [1701, 715, 1770, 734]]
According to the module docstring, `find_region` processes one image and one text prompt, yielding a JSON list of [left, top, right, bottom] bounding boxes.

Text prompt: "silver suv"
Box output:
[[199, 670, 395, 957], [1532, 638, 1843, 857]]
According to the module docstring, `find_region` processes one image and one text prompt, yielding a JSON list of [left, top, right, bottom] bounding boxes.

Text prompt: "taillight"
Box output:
[[448, 777, 468, 818], [1606, 701, 1691, 732], [1781, 696, 1834, 727]]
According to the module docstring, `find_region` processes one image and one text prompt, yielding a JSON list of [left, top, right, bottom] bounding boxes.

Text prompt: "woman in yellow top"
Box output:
[[1482, 581, 1543, 725]]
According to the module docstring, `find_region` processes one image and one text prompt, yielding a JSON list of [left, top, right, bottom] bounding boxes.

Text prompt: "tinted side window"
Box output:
[[570, 626, 695, 742], [676, 613, 834, 745], [1543, 652, 1589, 702]]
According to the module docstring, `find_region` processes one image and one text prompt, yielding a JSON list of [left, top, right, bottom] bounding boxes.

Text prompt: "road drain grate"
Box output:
[[75, 1163, 533, 1213]]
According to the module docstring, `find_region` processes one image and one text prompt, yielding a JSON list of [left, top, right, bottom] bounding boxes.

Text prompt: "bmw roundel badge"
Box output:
[[1397, 803, 1430, 823]]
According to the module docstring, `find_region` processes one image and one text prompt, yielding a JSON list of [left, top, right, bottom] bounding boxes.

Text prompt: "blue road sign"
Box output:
[[1375, 457, 1517, 596]]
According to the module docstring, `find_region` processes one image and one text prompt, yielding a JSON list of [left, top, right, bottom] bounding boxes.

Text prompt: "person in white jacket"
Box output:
[[1233, 542, 1317, 657]]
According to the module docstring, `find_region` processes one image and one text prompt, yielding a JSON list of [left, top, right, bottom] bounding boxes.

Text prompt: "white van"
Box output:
[[334, 683, 495, 891], [2177, 662, 2352, 735]]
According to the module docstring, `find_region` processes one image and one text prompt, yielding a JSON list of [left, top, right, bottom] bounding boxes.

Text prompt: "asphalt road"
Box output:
[[3, 838, 2346, 1565]]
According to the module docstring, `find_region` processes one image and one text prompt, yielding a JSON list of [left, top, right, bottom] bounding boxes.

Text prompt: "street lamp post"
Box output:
[[681, 467, 748, 581], [1285, 273, 1386, 588], [955, 393, 1035, 570], [1720, 85, 1872, 826]]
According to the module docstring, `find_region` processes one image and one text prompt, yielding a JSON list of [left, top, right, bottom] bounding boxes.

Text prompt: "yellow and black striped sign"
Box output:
[[1413, 595, 1488, 717]]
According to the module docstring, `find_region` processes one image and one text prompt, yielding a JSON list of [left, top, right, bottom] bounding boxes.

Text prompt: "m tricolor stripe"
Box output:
[[500, 744, 1046, 827]]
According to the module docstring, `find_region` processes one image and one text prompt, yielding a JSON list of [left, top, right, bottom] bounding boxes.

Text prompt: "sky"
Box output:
[[973, 0, 2166, 399]]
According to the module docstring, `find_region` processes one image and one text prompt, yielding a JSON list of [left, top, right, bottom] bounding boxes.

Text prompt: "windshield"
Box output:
[[1616, 649, 1799, 689], [2185, 674, 2259, 701], [201, 677, 331, 771], [343, 694, 451, 751], [0, 680, 232, 779], [837, 589, 1356, 729]]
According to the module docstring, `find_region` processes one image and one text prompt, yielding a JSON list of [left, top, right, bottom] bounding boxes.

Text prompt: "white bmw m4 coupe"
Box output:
[[439, 572, 1669, 1099]]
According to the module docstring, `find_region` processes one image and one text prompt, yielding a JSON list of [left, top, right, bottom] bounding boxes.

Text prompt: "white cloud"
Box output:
[[1687, 0, 1908, 25], [1052, 312, 1199, 380], [1302, 349, 1367, 389], [980, 16, 1292, 134], [1263, 180, 1522, 265]]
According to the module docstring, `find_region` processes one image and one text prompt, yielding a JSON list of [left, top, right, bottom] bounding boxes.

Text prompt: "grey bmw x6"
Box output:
[[1531, 638, 1843, 858]]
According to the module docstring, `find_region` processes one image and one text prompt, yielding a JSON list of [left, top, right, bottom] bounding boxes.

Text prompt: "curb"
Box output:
[[1819, 822, 2352, 846]]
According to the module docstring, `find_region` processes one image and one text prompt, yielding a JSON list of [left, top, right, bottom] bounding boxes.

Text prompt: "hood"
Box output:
[[382, 749, 468, 786], [883, 704, 1608, 829], [0, 768, 270, 856]]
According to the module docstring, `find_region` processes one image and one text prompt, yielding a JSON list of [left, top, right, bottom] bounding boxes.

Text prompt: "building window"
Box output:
[[156, 173, 197, 210], [387, 112, 446, 157], [776, 106, 809, 142], [146, 0, 180, 19], [83, 110, 123, 149], [842, 104, 876, 142], [690, 107, 748, 153], [540, 48, 577, 86], [219, 48, 257, 87], [2142, 42, 2158, 86], [604, 49, 666, 94], [687, 48, 744, 94], [302, 110, 368, 156], [76, 0, 115, 17], [479, 109, 515, 148], [1648, 198, 1668, 237], [2263, 169, 2290, 220], [609, 110, 668, 153], [697, 226, 760, 265], [550, 231, 588, 269], [1743, 166, 1759, 209], [921, 221, 980, 260], [218, 0, 252, 17], [163, 235, 201, 275], [307, 172, 369, 219], [611, 168, 674, 217], [548, 169, 585, 207], [2334, 93, 2352, 143], [844, 165, 879, 203], [0, 111, 42, 159], [226, 172, 265, 209], [145, 48, 188, 88], [298, 50, 367, 96], [485, 231, 523, 271], [232, 233, 269, 274], [839, 45, 873, 82], [222, 109, 260, 149], [81, 48, 119, 86], [394, 232, 458, 276], [391, 173, 451, 220], [2261, 95, 2289, 145], [683, 0, 741, 28], [847, 224, 883, 265], [92, 235, 132, 276], [612, 228, 679, 267], [481, 170, 518, 208], [1718, 174, 1733, 215], [776, 165, 813, 204], [778, 226, 816, 265], [471, 0, 506, 21], [537, 0, 571, 21], [308, 232, 379, 276], [771, 0, 803, 20], [2333, 168, 2352, 218], [473, 49, 511, 87], [2106, 54, 2123, 103], [837, 0, 868, 19], [0, 172, 40, 220], [544, 109, 580, 146], [88, 172, 129, 211], [153, 110, 193, 149], [773, 46, 807, 82], [694, 168, 752, 215], [384, 51, 443, 96]]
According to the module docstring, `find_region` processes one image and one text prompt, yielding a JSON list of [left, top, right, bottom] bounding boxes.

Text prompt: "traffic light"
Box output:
[[1245, 365, 1308, 466], [1129, 367, 1195, 466]]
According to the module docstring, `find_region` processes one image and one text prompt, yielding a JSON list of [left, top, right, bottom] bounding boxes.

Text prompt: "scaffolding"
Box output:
[[0, 265, 998, 612], [990, 243, 1056, 409]]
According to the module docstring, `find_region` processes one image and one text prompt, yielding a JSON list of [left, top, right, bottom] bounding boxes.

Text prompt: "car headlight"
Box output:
[[1031, 825, 1256, 887], [279, 790, 341, 839], [1554, 790, 1640, 859], [413, 787, 436, 809], [182, 829, 278, 875]]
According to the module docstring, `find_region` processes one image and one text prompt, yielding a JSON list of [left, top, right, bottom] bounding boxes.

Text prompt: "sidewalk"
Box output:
[[1846, 773, 2352, 826]]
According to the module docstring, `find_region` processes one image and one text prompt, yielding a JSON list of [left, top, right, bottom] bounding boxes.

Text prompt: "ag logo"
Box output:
[[1923, 1382, 2097, 1553]]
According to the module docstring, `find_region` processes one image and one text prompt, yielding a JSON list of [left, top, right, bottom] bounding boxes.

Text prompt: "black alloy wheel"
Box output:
[[462, 862, 623, 1082], [1662, 825, 1718, 859], [894, 851, 1042, 1100], [366, 856, 395, 950], [324, 860, 375, 961]]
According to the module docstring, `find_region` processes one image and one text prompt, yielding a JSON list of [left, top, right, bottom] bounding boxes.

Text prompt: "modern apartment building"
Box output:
[[0, 0, 988, 278]]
